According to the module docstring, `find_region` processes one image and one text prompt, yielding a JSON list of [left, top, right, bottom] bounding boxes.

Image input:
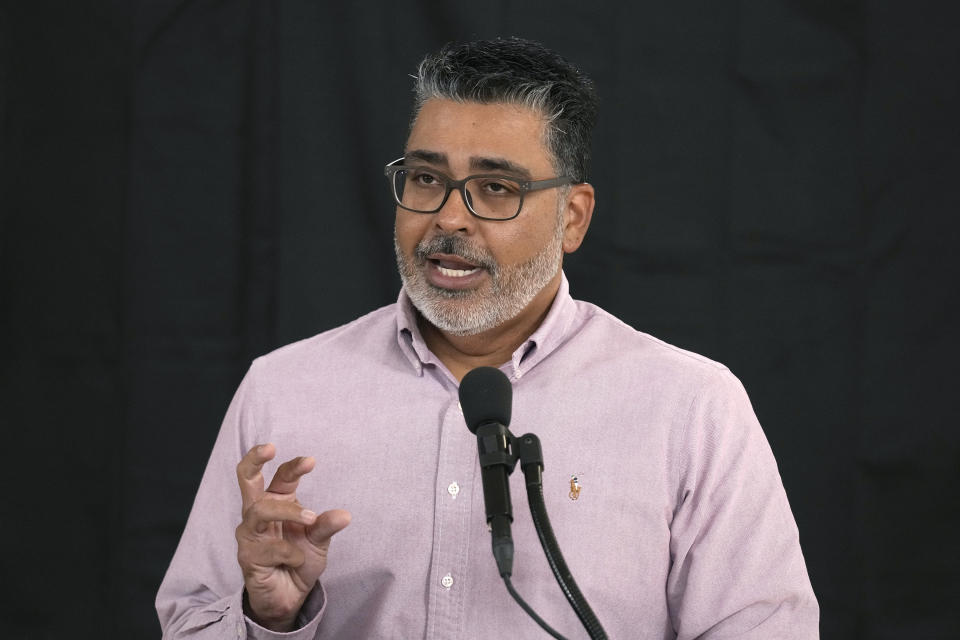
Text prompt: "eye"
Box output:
[[479, 178, 520, 196], [411, 169, 443, 187]]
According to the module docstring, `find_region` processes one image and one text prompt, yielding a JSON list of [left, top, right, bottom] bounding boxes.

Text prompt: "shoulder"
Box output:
[[565, 298, 734, 390], [566, 302, 768, 472], [247, 303, 399, 381]]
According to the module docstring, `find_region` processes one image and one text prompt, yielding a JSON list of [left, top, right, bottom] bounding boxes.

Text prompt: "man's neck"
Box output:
[[418, 273, 562, 382]]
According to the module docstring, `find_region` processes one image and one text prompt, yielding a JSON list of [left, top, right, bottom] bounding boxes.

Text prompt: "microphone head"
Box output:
[[458, 366, 512, 433]]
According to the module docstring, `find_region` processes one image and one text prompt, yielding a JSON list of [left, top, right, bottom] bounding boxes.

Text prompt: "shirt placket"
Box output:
[[425, 395, 479, 639]]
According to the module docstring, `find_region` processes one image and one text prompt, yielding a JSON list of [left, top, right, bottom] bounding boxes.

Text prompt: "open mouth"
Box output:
[[425, 254, 486, 287], [429, 255, 481, 276], [435, 263, 480, 277]]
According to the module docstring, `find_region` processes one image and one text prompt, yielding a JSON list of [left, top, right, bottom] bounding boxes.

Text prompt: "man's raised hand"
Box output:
[[235, 443, 351, 631]]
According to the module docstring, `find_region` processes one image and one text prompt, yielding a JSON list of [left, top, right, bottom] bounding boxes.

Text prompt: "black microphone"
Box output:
[[460, 367, 605, 640], [459, 366, 517, 578]]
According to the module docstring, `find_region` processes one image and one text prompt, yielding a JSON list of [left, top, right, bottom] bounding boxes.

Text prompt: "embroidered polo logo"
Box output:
[[569, 475, 582, 500]]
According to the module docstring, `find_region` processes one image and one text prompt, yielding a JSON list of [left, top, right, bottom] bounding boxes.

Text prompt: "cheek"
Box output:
[[476, 228, 535, 270], [485, 213, 554, 264], [395, 212, 428, 252]]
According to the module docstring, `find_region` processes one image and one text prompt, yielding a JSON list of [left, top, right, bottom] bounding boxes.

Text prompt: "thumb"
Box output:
[[305, 509, 352, 547]]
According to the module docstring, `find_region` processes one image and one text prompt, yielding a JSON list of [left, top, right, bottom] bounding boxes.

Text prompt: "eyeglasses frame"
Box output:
[[384, 157, 576, 221]]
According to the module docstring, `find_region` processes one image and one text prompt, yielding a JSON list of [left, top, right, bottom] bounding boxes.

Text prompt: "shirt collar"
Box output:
[[507, 272, 577, 378], [395, 288, 430, 376], [395, 272, 578, 379]]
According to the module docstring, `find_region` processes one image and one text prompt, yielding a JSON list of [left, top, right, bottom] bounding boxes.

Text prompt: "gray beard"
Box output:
[[394, 220, 564, 336]]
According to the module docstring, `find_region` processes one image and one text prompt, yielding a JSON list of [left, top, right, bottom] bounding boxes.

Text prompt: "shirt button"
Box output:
[[441, 573, 454, 589], [447, 481, 460, 498]]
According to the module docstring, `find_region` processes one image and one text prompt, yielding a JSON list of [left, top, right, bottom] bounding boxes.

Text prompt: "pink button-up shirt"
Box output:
[[157, 275, 818, 639]]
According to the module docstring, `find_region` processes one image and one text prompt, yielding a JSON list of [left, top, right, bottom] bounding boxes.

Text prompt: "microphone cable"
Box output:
[[502, 575, 568, 640]]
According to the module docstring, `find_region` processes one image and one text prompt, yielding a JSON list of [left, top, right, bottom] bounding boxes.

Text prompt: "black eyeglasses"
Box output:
[[384, 157, 575, 221]]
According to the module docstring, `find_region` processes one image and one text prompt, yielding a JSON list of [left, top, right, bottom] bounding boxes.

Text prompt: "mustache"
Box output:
[[414, 234, 497, 272]]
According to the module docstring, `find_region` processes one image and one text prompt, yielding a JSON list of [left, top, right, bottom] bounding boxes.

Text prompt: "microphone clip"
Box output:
[[474, 421, 519, 473], [475, 423, 545, 476]]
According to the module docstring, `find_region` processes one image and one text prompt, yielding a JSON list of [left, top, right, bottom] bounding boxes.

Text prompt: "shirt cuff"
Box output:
[[244, 582, 327, 640]]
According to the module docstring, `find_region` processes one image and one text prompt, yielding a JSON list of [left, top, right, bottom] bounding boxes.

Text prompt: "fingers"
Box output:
[[265, 455, 315, 496], [306, 509, 352, 546], [237, 538, 306, 573], [237, 443, 276, 510], [240, 498, 319, 535], [236, 445, 343, 545]]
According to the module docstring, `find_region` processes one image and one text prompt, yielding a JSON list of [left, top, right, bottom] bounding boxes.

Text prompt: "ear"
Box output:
[[561, 183, 595, 254]]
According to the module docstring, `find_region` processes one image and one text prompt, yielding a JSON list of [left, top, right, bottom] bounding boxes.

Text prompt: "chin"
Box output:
[[416, 297, 503, 336]]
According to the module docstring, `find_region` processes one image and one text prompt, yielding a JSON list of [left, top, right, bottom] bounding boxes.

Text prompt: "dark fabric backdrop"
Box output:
[[2, 1, 958, 638]]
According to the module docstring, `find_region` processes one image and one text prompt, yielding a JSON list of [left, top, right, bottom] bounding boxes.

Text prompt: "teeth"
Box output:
[[437, 265, 479, 277]]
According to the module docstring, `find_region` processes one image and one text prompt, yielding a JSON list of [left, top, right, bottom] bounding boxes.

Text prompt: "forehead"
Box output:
[[406, 99, 553, 174]]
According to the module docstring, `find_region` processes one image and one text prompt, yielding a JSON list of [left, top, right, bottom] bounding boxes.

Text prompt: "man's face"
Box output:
[[394, 99, 567, 336]]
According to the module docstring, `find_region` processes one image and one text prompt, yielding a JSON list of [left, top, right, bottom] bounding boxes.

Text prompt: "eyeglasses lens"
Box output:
[[392, 169, 522, 220]]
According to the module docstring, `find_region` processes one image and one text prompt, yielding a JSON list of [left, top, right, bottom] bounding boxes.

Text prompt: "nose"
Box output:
[[434, 185, 475, 233]]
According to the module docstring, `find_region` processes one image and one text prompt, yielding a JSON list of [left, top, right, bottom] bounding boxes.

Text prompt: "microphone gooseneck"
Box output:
[[518, 434, 608, 640]]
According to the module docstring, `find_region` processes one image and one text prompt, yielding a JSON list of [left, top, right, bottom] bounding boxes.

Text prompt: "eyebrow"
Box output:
[[404, 149, 533, 180], [404, 149, 447, 166], [470, 156, 532, 180]]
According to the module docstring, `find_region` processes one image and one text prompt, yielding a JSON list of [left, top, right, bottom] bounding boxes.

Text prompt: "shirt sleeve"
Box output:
[[155, 363, 328, 639], [667, 369, 819, 639]]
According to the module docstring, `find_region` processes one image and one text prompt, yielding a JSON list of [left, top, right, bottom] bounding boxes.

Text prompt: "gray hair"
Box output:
[[410, 38, 599, 183]]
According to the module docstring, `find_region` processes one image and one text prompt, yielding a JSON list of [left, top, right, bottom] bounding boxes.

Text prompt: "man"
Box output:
[[157, 38, 818, 639]]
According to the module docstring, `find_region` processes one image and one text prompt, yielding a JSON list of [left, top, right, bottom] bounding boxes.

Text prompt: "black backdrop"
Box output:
[[2, 1, 958, 638]]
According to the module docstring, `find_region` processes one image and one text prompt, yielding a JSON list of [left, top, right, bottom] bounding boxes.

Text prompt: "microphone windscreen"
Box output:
[[458, 366, 513, 432]]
